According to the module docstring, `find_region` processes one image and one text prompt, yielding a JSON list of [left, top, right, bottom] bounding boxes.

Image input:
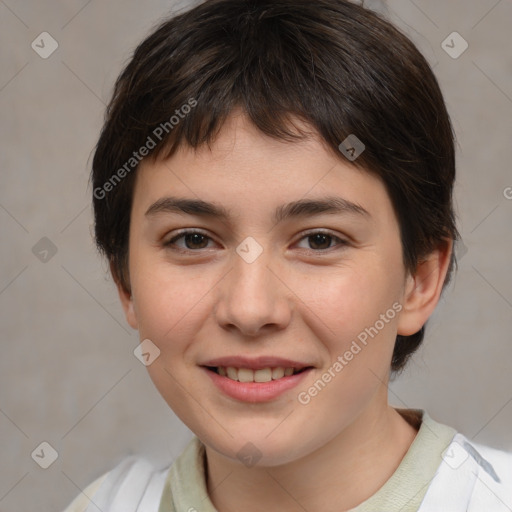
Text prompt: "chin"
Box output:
[[200, 427, 314, 468]]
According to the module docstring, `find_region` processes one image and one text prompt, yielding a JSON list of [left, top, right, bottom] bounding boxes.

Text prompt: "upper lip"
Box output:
[[200, 356, 314, 370]]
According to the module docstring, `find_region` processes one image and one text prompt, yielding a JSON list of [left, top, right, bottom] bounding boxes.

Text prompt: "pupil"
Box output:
[[185, 233, 208, 249], [309, 233, 330, 250]]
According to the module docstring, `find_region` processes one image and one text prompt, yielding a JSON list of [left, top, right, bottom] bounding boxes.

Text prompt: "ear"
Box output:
[[397, 238, 453, 336], [110, 262, 138, 330]]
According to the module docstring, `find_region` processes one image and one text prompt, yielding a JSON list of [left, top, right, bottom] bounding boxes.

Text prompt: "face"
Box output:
[[118, 112, 428, 467]]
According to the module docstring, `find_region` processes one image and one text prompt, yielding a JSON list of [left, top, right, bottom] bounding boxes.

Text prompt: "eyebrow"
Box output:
[[145, 195, 371, 224]]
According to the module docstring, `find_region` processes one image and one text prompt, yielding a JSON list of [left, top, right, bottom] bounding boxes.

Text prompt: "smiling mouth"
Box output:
[[204, 366, 312, 383]]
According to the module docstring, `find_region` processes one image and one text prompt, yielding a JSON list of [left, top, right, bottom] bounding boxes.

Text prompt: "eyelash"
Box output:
[[164, 229, 349, 254]]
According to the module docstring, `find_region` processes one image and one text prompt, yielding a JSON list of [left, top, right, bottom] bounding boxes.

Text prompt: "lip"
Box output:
[[201, 366, 314, 403], [200, 355, 313, 370]]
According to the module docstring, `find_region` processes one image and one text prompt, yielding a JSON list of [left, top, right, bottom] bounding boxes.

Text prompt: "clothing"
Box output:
[[62, 409, 512, 512]]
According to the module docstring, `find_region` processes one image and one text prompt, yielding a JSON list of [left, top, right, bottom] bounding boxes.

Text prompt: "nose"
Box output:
[[214, 246, 292, 337]]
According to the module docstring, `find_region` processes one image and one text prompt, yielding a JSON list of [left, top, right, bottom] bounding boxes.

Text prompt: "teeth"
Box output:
[[238, 368, 258, 382], [217, 366, 302, 382], [226, 367, 238, 380], [272, 367, 285, 379]]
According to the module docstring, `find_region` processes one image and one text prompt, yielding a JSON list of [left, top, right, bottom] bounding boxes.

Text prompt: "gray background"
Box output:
[[1, 0, 511, 510]]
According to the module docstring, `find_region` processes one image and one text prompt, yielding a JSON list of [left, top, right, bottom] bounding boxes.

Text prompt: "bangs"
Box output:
[[103, 1, 391, 169]]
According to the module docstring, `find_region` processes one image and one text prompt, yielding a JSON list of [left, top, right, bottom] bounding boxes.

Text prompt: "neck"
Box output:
[[204, 400, 419, 512]]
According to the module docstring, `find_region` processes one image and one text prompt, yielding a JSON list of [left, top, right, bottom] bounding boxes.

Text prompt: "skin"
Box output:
[[116, 111, 452, 512]]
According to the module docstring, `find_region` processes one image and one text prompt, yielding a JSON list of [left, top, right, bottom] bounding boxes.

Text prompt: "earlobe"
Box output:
[[397, 239, 453, 337], [111, 262, 138, 330], [121, 293, 138, 330]]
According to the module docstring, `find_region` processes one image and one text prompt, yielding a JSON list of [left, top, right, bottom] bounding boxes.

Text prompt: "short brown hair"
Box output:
[[91, 0, 460, 374]]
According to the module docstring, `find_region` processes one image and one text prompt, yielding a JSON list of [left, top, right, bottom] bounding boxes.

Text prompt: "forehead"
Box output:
[[133, 112, 393, 227]]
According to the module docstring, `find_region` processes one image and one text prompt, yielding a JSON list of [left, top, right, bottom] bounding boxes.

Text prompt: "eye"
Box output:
[[295, 230, 348, 251], [164, 230, 215, 251]]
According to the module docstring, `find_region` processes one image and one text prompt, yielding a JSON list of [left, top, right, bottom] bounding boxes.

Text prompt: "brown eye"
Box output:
[[165, 230, 213, 251], [296, 231, 348, 252], [307, 233, 332, 250], [182, 232, 209, 249]]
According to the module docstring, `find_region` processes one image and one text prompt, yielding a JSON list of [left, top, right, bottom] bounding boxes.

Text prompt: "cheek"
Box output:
[[292, 260, 403, 390], [297, 261, 400, 337], [131, 266, 208, 352], [130, 269, 212, 420], [293, 268, 401, 414]]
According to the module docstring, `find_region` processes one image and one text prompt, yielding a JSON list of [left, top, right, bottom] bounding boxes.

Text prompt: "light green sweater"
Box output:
[[63, 409, 457, 512]]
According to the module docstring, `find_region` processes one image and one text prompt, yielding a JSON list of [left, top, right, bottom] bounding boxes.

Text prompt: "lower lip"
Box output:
[[202, 367, 313, 403]]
